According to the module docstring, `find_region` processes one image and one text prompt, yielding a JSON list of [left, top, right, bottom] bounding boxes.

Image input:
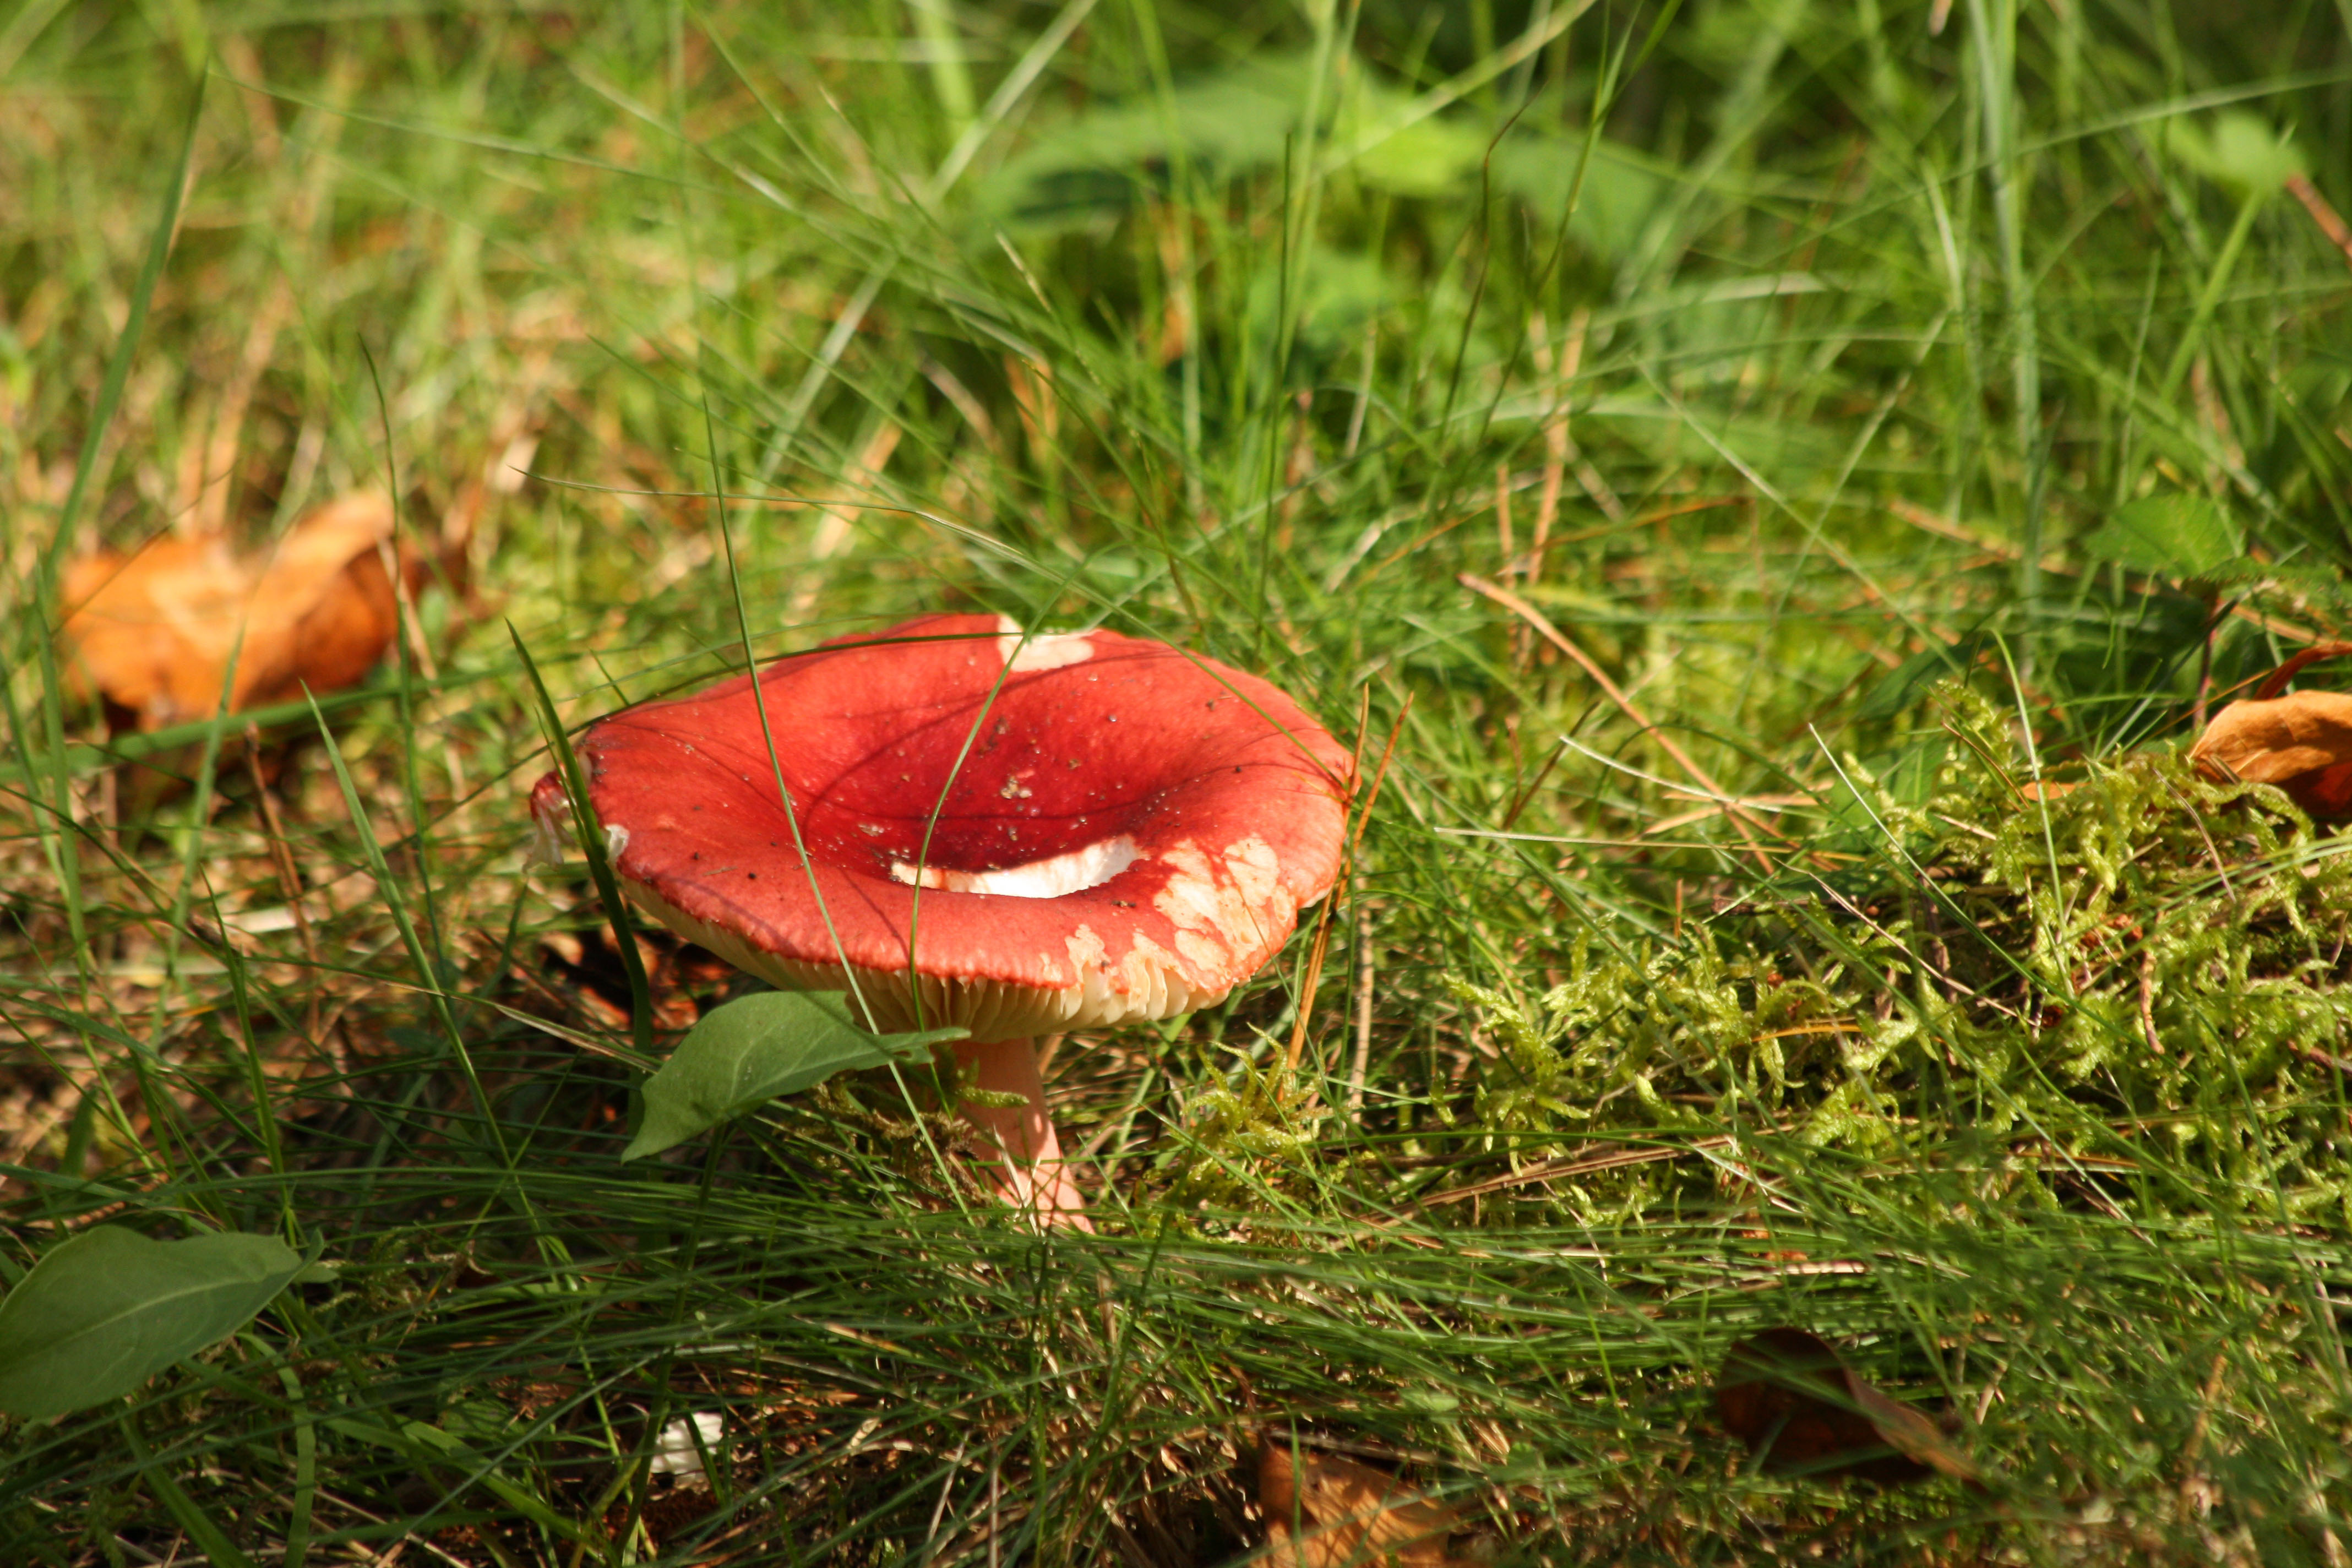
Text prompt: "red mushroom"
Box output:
[[531, 613, 1351, 1226]]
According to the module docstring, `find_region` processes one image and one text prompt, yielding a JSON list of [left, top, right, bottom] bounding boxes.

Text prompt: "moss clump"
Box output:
[[1435, 683, 2352, 1230]]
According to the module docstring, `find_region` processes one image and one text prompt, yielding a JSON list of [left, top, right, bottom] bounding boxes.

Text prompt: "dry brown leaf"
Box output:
[[2190, 690, 2352, 820], [1716, 1328, 1978, 1486], [1256, 1439, 1476, 1567], [61, 493, 412, 731]]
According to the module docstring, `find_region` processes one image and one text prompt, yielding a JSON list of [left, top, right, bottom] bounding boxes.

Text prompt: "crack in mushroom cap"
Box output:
[[530, 613, 1352, 1041]]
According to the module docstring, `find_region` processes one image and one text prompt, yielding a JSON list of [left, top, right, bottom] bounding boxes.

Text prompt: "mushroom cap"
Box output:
[[531, 614, 1352, 1041]]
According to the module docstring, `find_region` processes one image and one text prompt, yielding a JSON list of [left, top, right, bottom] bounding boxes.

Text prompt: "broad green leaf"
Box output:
[[1489, 137, 1668, 259], [1347, 114, 1486, 198], [624, 990, 965, 1162], [0, 1227, 304, 1419], [2162, 111, 2307, 194], [973, 56, 1307, 231], [1244, 239, 1390, 351], [969, 51, 1660, 258], [2082, 496, 2242, 580]]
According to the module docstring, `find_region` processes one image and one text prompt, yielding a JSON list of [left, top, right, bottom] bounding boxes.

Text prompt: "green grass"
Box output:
[[4, 0, 2352, 1562]]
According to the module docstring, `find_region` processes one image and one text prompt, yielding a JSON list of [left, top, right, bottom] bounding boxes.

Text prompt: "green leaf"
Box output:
[[2162, 111, 2307, 195], [2082, 496, 2242, 580], [968, 51, 1660, 258], [1348, 114, 1487, 198], [1243, 239, 1390, 352], [972, 56, 1308, 231], [1489, 135, 1668, 260], [0, 1227, 304, 1419], [624, 991, 965, 1162]]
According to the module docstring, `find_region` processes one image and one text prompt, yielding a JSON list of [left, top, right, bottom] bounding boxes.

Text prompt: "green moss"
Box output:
[[1433, 681, 2352, 1230]]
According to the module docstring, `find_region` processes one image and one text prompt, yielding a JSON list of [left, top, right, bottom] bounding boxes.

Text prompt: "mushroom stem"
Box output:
[[951, 1037, 1093, 1233]]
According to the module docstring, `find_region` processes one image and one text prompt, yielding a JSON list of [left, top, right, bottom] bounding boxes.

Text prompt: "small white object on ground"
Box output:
[[649, 1411, 726, 1479]]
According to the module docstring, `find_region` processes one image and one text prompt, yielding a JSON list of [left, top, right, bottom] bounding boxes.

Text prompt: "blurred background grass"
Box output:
[[4, 0, 2352, 1562]]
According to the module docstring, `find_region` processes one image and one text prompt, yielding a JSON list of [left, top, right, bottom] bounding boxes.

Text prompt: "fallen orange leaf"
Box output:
[[1256, 1438, 1474, 1567], [2190, 691, 2352, 820], [1716, 1328, 1978, 1486], [61, 493, 415, 731]]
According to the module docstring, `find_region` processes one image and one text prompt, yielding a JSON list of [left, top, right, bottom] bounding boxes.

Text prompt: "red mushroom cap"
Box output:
[[531, 614, 1352, 1041]]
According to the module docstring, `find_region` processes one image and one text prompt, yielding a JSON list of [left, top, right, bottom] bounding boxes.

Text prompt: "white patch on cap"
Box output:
[[604, 823, 631, 862], [1151, 836, 1288, 976], [995, 615, 1093, 673], [890, 835, 1138, 899]]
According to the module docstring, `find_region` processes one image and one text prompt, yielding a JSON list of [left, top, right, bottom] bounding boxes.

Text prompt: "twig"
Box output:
[[2287, 173, 2352, 273], [1527, 324, 1568, 597], [2291, 1045, 2352, 1077], [1280, 897, 1340, 1085], [1347, 897, 1375, 1120], [2193, 595, 2228, 729], [1497, 462, 1526, 667], [1346, 693, 1411, 868], [1498, 737, 1568, 831], [988, 1457, 1002, 1568], [2180, 1351, 2229, 1475], [1031, 1032, 1065, 1079], [1493, 462, 1515, 579]]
